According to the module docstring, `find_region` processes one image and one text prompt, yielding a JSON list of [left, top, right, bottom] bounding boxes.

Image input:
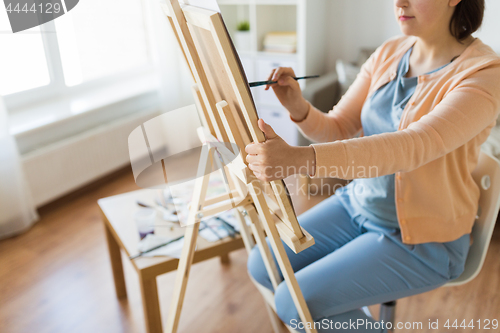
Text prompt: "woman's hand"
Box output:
[[245, 119, 316, 182], [266, 67, 309, 121]]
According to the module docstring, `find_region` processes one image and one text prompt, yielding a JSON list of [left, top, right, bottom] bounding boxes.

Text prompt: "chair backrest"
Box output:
[[445, 150, 500, 286]]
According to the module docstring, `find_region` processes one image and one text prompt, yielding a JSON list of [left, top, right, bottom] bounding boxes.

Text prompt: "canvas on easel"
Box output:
[[159, 1, 318, 332]]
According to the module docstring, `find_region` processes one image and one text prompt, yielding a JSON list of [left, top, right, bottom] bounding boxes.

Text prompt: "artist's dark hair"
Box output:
[[450, 0, 484, 42]]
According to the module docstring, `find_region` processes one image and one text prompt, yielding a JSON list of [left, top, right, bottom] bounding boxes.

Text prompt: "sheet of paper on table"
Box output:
[[139, 208, 248, 258], [137, 234, 188, 258], [198, 209, 248, 242], [167, 170, 232, 227], [137, 207, 247, 257]]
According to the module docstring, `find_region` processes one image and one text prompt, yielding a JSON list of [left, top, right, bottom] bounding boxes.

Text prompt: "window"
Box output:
[[55, 0, 151, 86], [1, 0, 156, 112], [0, 21, 50, 95]]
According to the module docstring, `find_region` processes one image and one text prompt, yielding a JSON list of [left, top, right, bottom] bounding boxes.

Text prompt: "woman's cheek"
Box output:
[[414, 0, 445, 25]]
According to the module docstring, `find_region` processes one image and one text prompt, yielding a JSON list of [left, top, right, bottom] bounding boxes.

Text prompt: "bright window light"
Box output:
[[0, 10, 50, 96], [55, 0, 151, 86]]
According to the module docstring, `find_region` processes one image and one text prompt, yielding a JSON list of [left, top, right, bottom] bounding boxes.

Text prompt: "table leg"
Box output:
[[104, 223, 127, 299], [139, 272, 163, 333], [219, 253, 230, 264]]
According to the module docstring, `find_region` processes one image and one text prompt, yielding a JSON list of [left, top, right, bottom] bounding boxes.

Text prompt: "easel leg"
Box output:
[[165, 223, 200, 333], [234, 207, 255, 254], [248, 182, 318, 333], [245, 205, 281, 290], [165, 145, 214, 333], [245, 204, 286, 331], [212, 150, 235, 267], [104, 221, 127, 299], [139, 272, 163, 333], [265, 302, 286, 333]]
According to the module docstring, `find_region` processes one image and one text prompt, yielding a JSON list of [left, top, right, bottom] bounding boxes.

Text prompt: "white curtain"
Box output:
[[0, 96, 39, 239]]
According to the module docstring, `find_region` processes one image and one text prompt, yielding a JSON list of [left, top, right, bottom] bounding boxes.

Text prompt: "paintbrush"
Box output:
[[249, 75, 320, 87]]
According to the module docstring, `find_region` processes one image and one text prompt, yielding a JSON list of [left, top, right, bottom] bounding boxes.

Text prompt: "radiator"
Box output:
[[22, 109, 160, 207]]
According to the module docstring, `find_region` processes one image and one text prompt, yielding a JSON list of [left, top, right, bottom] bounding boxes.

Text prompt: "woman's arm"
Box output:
[[289, 47, 379, 143], [308, 64, 500, 179]]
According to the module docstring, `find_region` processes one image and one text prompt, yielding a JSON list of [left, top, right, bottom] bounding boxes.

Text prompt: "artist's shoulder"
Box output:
[[461, 37, 500, 69]]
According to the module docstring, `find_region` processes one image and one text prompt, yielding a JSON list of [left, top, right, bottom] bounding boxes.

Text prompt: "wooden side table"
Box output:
[[98, 189, 245, 333]]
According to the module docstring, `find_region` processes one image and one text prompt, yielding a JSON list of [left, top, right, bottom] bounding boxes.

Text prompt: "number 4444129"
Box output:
[[6, 2, 63, 14], [444, 319, 498, 330]]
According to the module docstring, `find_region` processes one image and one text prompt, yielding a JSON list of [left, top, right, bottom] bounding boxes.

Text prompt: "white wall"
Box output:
[[325, 0, 500, 72], [477, 0, 500, 53]]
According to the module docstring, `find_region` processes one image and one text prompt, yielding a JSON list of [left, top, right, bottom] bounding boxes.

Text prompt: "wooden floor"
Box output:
[[0, 169, 498, 333]]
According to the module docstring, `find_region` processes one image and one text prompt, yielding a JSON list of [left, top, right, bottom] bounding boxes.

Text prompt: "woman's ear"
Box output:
[[449, 0, 462, 8]]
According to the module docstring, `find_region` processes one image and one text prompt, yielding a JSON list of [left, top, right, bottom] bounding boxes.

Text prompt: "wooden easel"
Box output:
[[160, 1, 318, 332]]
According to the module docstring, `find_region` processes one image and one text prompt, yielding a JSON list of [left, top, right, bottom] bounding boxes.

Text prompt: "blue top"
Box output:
[[335, 45, 453, 229]]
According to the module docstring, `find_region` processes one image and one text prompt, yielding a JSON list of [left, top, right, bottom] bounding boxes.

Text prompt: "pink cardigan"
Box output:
[[292, 35, 500, 244]]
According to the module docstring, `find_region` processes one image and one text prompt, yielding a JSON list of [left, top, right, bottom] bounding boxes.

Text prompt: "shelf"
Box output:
[[217, 0, 252, 5], [217, 0, 326, 148], [238, 50, 297, 59], [219, 4, 250, 42], [256, 51, 297, 59], [218, 0, 298, 5], [220, 0, 327, 90], [254, 0, 298, 5], [255, 5, 296, 52]]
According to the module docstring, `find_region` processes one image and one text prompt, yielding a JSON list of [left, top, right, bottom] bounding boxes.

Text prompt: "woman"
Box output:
[[245, 0, 500, 332]]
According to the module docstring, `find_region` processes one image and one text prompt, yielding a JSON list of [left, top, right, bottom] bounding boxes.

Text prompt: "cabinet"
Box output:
[[218, 0, 327, 146]]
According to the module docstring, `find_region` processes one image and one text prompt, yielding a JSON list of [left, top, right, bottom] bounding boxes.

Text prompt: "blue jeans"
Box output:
[[247, 194, 470, 332]]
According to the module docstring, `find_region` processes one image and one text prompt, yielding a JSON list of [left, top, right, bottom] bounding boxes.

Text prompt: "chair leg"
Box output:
[[379, 301, 396, 333], [264, 302, 285, 333]]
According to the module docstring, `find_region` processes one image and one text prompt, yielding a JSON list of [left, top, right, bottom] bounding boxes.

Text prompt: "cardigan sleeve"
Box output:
[[289, 43, 382, 143], [309, 63, 500, 179]]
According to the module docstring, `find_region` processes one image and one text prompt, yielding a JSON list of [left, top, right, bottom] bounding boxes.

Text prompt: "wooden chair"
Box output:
[[375, 151, 500, 332]]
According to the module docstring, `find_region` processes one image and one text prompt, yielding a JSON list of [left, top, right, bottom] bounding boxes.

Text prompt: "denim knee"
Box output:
[[449, 258, 467, 280], [275, 282, 303, 330], [275, 284, 382, 333], [247, 245, 273, 291]]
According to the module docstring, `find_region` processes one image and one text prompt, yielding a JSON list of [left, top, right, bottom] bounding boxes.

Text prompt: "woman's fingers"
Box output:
[[265, 68, 276, 90], [245, 142, 260, 155], [272, 67, 286, 82], [266, 67, 296, 90], [245, 153, 257, 164], [273, 67, 294, 81], [278, 75, 298, 88]]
